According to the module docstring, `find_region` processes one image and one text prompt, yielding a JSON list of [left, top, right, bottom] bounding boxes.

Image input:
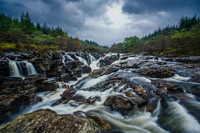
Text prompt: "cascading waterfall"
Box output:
[[9, 60, 21, 77], [74, 53, 88, 66], [9, 60, 37, 77], [24, 61, 37, 75], [13, 53, 200, 133]]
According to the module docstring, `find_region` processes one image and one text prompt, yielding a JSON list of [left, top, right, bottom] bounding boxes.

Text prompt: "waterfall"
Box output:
[[24, 61, 37, 75], [74, 53, 88, 66], [9, 60, 21, 77], [89, 54, 99, 71], [9, 60, 37, 77]]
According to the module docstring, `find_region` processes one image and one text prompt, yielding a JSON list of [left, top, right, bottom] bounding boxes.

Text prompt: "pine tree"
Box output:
[[36, 22, 41, 31]]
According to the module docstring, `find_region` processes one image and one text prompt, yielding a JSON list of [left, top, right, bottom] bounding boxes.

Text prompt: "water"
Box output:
[[24, 61, 37, 75], [159, 101, 200, 133], [9, 60, 21, 77], [9, 60, 37, 77], [7, 53, 200, 132]]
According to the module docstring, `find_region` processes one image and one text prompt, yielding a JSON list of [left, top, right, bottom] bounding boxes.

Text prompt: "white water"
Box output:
[[9, 60, 21, 77], [164, 74, 190, 82], [13, 53, 200, 132], [89, 54, 100, 71], [24, 61, 37, 75], [9, 60, 37, 77], [74, 54, 88, 66], [162, 101, 200, 132], [81, 74, 110, 89]]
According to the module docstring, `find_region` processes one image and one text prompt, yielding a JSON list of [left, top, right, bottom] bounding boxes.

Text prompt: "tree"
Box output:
[[36, 23, 41, 31]]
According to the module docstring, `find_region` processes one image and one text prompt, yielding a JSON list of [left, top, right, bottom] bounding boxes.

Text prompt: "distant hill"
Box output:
[[0, 12, 107, 54], [109, 16, 200, 56]]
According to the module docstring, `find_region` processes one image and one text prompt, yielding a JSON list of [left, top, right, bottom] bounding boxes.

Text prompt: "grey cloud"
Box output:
[[122, 0, 200, 15], [0, 0, 200, 46], [0, 0, 26, 16]]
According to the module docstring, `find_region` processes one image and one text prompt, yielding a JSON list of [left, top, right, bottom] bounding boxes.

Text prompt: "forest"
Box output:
[[0, 12, 108, 54], [109, 16, 200, 56]]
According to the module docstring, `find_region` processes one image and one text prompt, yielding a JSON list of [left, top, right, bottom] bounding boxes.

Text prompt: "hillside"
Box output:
[[0, 12, 108, 54], [109, 16, 200, 56]]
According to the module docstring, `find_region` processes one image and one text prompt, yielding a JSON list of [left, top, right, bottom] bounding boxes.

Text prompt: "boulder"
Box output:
[[99, 54, 120, 67], [0, 109, 105, 133], [151, 80, 183, 93], [138, 66, 174, 78], [0, 60, 10, 77], [90, 65, 118, 78], [0, 94, 41, 124], [186, 85, 200, 97], [104, 95, 132, 115], [82, 65, 92, 73]]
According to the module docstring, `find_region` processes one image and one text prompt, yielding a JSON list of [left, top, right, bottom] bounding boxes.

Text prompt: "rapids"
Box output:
[[4, 53, 200, 132]]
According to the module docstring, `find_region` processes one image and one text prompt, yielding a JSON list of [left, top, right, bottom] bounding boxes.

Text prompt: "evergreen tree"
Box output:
[[36, 22, 41, 31]]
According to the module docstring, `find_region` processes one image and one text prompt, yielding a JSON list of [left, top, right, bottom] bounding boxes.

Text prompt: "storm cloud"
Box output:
[[0, 0, 200, 46]]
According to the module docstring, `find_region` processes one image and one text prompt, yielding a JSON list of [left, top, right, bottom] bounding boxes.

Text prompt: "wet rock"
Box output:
[[151, 80, 183, 93], [0, 109, 105, 133], [73, 68, 83, 77], [32, 57, 51, 74], [60, 73, 77, 82], [104, 95, 132, 115], [134, 87, 148, 100], [186, 85, 200, 97], [138, 66, 174, 78], [47, 65, 65, 77], [34, 80, 57, 92], [145, 97, 160, 112], [73, 111, 87, 118], [86, 96, 101, 104], [175, 56, 200, 63], [0, 60, 10, 77], [61, 88, 77, 99], [87, 115, 112, 130], [129, 95, 147, 106], [99, 54, 120, 67], [90, 65, 118, 78], [82, 65, 92, 73], [0, 94, 41, 124]]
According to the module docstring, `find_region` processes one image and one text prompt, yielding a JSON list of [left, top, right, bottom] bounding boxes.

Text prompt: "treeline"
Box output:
[[0, 12, 107, 54], [110, 16, 200, 56]]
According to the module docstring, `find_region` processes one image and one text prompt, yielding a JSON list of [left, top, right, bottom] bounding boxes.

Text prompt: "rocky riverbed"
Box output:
[[0, 51, 200, 132]]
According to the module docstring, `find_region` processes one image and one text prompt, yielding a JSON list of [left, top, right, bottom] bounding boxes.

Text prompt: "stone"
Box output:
[[138, 66, 174, 78], [0, 109, 105, 133], [82, 65, 92, 73], [90, 65, 118, 78], [0, 94, 41, 124], [104, 95, 132, 115], [99, 54, 120, 67], [87, 115, 112, 130], [151, 80, 183, 93], [0, 60, 10, 77]]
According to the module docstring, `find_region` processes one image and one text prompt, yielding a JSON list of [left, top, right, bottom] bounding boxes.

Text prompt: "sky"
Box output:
[[0, 0, 200, 46]]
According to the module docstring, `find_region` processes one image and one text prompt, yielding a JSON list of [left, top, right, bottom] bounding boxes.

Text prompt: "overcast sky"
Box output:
[[0, 0, 200, 46]]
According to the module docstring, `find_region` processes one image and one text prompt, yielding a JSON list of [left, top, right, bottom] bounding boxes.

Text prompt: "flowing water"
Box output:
[[24, 61, 37, 75], [9, 53, 200, 133], [8, 60, 37, 77], [9, 60, 21, 77]]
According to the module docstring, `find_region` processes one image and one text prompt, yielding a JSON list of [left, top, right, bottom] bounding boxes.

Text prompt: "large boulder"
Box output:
[[90, 65, 118, 78], [0, 94, 41, 124], [104, 95, 133, 115], [0, 109, 106, 133], [99, 54, 120, 67], [138, 66, 174, 78], [0, 60, 10, 77]]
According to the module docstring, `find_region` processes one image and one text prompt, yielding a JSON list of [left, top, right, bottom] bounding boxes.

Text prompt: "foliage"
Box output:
[[109, 16, 200, 56], [0, 12, 107, 54]]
